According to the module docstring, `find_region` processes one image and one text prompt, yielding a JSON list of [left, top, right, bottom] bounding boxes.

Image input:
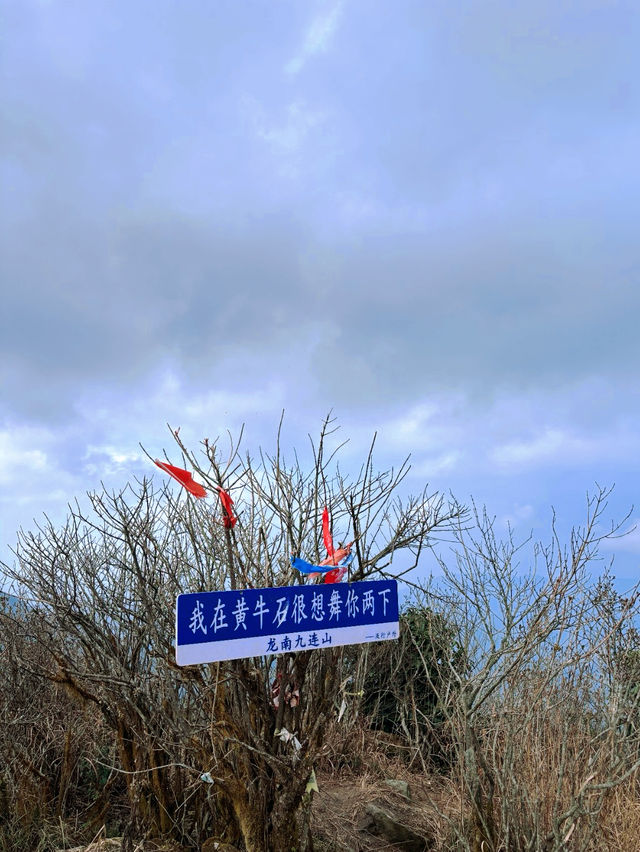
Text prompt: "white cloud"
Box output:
[[285, 2, 344, 75], [601, 518, 640, 555], [489, 429, 596, 469], [0, 426, 51, 485], [10, 488, 69, 508], [491, 429, 567, 466], [376, 401, 464, 453], [336, 379, 640, 486], [83, 444, 142, 476], [389, 403, 437, 441], [412, 451, 462, 477], [498, 503, 535, 531], [85, 445, 140, 465], [180, 384, 286, 427], [256, 101, 327, 154]]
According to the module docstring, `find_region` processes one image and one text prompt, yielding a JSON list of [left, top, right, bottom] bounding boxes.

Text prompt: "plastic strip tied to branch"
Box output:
[[154, 459, 207, 498], [153, 459, 237, 527], [291, 506, 354, 583], [291, 551, 355, 575]]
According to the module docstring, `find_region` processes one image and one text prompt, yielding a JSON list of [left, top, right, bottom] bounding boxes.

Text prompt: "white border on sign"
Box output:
[[175, 622, 399, 666]]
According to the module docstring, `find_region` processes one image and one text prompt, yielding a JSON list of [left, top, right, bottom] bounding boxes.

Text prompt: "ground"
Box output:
[[57, 764, 447, 852]]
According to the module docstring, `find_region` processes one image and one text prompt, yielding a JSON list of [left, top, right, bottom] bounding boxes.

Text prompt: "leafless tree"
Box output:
[[414, 489, 640, 852], [2, 417, 465, 851]]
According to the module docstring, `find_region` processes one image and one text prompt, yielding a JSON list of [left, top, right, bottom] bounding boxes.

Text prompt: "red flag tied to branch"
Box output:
[[322, 506, 334, 558], [218, 487, 237, 528], [154, 460, 207, 498], [293, 506, 353, 583], [154, 459, 237, 527]]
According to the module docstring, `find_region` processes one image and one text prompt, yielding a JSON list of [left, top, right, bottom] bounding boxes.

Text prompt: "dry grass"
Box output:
[[312, 770, 441, 851], [311, 707, 640, 852], [579, 772, 640, 852], [311, 723, 462, 852], [18, 741, 640, 851]]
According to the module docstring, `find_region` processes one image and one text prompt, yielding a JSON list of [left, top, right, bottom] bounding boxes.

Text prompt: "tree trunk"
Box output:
[[228, 765, 314, 852]]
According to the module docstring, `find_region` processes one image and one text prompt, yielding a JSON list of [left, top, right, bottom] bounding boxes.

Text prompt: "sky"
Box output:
[[2, 0, 639, 587]]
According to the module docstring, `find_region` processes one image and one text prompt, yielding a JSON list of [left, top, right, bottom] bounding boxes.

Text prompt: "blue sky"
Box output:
[[1, 0, 639, 585]]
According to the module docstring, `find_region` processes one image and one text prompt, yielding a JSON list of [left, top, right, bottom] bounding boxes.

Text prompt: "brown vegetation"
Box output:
[[2, 423, 640, 851]]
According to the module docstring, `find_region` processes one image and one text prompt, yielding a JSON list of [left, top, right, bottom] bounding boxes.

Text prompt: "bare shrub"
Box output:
[[418, 490, 640, 852], [1, 419, 465, 851], [0, 597, 125, 851]]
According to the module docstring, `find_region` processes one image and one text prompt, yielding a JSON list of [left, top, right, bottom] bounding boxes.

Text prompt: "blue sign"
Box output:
[[176, 578, 399, 665]]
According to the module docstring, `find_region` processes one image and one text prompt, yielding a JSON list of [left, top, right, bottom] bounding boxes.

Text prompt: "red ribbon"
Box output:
[[154, 460, 207, 498], [218, 487, 237, 528], [322, 506, 334, 557]]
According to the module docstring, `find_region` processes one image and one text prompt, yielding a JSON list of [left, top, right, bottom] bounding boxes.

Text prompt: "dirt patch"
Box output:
[[57, 758, 457, 851], [311, 769, 452, 851]]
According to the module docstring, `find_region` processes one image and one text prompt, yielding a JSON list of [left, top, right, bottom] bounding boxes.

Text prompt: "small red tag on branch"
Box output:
[[217, 487, 237, 528], [322, 506, 334, 557]]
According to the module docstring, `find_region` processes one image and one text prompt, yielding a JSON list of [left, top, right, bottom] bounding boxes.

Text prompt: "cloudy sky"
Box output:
[[2, 0, 639, 583]]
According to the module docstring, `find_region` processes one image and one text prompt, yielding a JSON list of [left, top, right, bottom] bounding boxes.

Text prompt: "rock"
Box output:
[[384, 778, 411, 799], [200, 840, 240, 852], [362, 802, 429, 852], [58, 840, 122, 852]]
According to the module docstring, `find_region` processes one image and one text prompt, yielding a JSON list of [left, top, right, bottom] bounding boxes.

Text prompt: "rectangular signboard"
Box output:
[[176, 578, 399, 665]]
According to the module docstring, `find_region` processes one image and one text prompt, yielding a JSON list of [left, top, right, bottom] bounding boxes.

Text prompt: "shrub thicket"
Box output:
[[2, 426, 640, 852], [1, 422, 463, 851]]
